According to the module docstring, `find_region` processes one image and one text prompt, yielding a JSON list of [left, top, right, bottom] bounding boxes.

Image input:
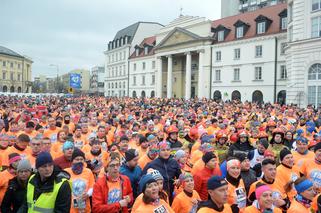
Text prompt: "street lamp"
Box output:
[[49, 64, 59, 93]]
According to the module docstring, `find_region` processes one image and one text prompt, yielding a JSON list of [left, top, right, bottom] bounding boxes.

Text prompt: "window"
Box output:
[[123, 65, 126, 75], [255, 67, 262, 80], [133, 76, 136, 85], [119, 66, 122, 76], [312, 0, 321, 11], [233, 68, 240, 81], [216, 51, 221, 61], [115, 82, 118, 88], [135, 49, 140, 56], [142, 76, 145, 85], [10, 73, 14, 80], [18, 74, 21, 81], [2, 72, 5, 80], [311, 16, 321, 38], [257, 22, 266, 34], [143, 62, 146, 70], [116, 53, 118, 61], [18, 64, 21, 69], [115, 67, 118, 76], [288, 3, 293, 22], [234, 48, 240, 60], [308, 63, 321, 80], [119, 82, 122, 88], [255, 45, 263, 57], [134, 63, 136, 71], [112, 54, 114, 62], [280, 43, 286, 54], [215, 70, 221, 81], [236, 27, 244, 38], [281, 17, 287, 30], [112, 68, 114, 77], [144, 47, 149, 55], [152, 61, 155, 69], [123, 82, 125, 88], [152, 75, 155, 85], [2, 61, 6, 67], [10, 63, 13, 68], [218, 31, 224, 41], [120, 52, 122, 60], [123, 51, 126, 60], [280, 65, 287, 79]]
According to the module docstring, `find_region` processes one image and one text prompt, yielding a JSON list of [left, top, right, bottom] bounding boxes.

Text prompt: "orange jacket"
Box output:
[[92, 174, 133, 213]]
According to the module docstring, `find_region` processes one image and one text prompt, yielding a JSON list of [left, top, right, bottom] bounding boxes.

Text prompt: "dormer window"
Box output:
[[135, 48, 140, 56], [257, 22, 266, 34], [218, 31, 225, 41], [255, 15, 272, 35], [144, 46, 149, 55], [236, 27, 244, 38], [279, 9, 287, 30], [233, 20, 249, 39]]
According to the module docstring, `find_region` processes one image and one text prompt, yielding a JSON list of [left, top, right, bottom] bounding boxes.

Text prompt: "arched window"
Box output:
[[252, 90, 263, 103], [141, 91, 146, 98], [3, 86, 7, 92], [17, 87, 22, 93], [277, 90, 286, 105], [213, 90, 222, 101], [132, 91, 137, 98], [308, 63, 321, 80], [150, 90, 155, 98], [10, 86, 14, 92], [231, 90, 241, 101]]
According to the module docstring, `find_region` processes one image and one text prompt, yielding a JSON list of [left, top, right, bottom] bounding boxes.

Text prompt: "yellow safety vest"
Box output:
[[26, 174, 67, 213]]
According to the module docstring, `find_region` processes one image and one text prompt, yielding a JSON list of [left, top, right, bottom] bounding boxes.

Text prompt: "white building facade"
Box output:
[[286, 0, 321, 107], [90, 66, 105, 95], [129, 36, 157, 98], [104, 22, 163, 97], [212, 3, 288, 103]]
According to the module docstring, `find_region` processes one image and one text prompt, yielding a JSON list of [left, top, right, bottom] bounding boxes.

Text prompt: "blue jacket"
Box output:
[[120, 164, 142, 198], [142, 157, 181, 202]]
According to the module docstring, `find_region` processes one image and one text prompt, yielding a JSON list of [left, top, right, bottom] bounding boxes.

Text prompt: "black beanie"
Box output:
[[315, 142, 321, 152], [234, 152, 248, 162], [279, 148, 291, 162], [202, 152, 216, 164], [259, 138, 269, 149], [125, 149, 139, 162], [72, 148, 85, 161]]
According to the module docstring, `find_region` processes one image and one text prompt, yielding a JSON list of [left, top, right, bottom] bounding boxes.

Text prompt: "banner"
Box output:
[[70, 73, 81, 89]]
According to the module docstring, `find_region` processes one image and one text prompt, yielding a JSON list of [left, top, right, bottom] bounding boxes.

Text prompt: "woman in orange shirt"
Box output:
[[288, 177, 316, 213], [171, 173, 200, 213], [133, 174, 174, 213], [225, 158, 246, 212]]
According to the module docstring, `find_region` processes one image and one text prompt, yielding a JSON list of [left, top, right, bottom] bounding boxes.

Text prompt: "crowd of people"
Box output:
[[0, 96, 320, 212]]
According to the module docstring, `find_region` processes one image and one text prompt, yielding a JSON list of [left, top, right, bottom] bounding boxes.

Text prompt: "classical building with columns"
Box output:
[[286, 0, 321, 107], [154, 16, 213, 99]]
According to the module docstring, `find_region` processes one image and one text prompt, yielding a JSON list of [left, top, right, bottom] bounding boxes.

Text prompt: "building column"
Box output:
[[156, 57, 163, 98], [167, 55, 173, 98], [185, 52, 192, 100], [198, 50, 204, 98]]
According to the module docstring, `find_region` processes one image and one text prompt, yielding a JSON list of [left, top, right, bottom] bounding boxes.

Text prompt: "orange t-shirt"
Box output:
[[275, 164, 299, 201], [2, 146, 31, 166], [292, 150, 314, 169], [190, 149, 202, 165], [65, 168, 95, 213], [43, 128, 60, 142], [227, 179, 246, 210], [137, 154, 153, 170], [300, 159, 321, 188], [288, 199, 310, 213], [134, 197, 174, 213], [171, 190, 200, 213], [245, 205, 282, 213], [197, 204, 233, 213]]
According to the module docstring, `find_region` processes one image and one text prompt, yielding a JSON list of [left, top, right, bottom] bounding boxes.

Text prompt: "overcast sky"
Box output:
[[1, 0, 221, 79]]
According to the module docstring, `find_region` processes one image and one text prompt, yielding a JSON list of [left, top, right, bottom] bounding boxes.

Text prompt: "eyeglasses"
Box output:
[[31, 143, 41, 146]]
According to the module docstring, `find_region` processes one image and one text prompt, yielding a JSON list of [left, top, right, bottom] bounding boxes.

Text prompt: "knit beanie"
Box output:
[[259, 138, 269, 149], [147, 168, 164, 181], [139, 136, 148, 144], [125, 149, 139, 162], [174, 150, 186, 160], [17, 159, 32, 172], [139, 174, 157, 193], [255, 184, 272, 200], [71, 147, 85, 161], [207, 176, 227, 190], [62, 141, 74, 151], [36, 152, 53, 169], [314, 142, 321, 152], [8, 153, 21, 165], [234, 152, 248, 163], [120, 135, 129, 142], [202, 152, 216, 164], [279, 148, 292, 162]]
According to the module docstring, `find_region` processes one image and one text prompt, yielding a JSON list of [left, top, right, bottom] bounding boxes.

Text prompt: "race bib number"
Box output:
[[154, 205, 168, 213], [107, 188, 121, 204], [310, 169, 321, 187], [235, 187, 246, 208]]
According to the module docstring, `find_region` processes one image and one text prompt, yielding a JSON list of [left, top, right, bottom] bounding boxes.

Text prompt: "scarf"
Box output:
[[71, 162, 84, 175]]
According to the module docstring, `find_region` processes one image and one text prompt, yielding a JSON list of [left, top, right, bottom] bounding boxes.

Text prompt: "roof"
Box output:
[[129, 36, 156, 59], [113, 21, 163, 44], [212, 3, 287, 43], [0, 46, 23, 58]]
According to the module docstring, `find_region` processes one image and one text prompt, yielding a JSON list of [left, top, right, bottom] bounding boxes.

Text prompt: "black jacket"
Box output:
[[228, 140, 254, 157], [18, 166, 71, 213], [1, 177, 28, 213]]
